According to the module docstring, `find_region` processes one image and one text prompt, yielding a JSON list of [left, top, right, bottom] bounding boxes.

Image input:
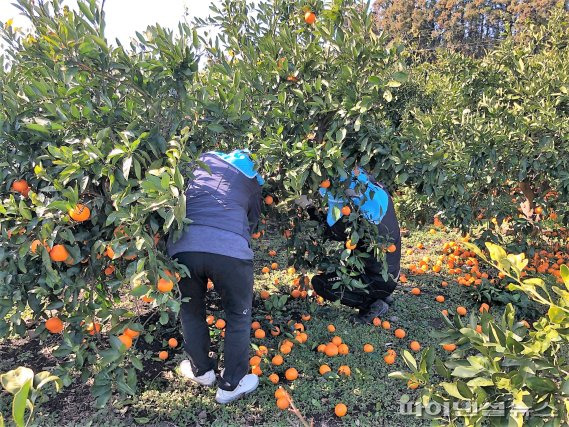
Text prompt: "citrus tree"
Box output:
[[195, 0, 418, 284], [401, 8, 569, 231], [1, 0, 203, 406]]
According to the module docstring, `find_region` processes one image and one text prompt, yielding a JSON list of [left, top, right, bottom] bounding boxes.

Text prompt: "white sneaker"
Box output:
[[179, 360, 216, 387], [215, 374, 259, 404]]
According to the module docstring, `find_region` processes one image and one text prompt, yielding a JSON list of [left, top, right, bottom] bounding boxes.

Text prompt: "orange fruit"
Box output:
[[319, 364, 331, 375], [123, 328, 140, 339], [254, 329, 266, 339], [168, 338, 178, 348], [158, 351, 168, 360], [49, 244, 69, 262], [384, 354, 396, 364], [261, 266, 270, 274], [320, 179, 330, 188], [206, 315, 215, 325], [45, 317, 64, 333], [269, 373, 279, 384], [394, 328, 406, 339], [317, 343, 326, 353], [251, 365, 262, 376], [215, 318, 226, 329], [301, 314, 311, 321], [325, 343, 339, 357], [387, 244, 397, 253], [346, 239, 357, 250], [86, 322, 101, 336], [104, 265, 115, 276], [275, 387, 288, 399], [407, 379, 420, 389], [341, 206, 351, 216], [250, 355, 261, 366], [271, 262, 278, 270], [381, 320, 391, 329], [410, 287, 421, 295], [338, 343, 349, 355], [118, 334, 133, 349], [409, 341, 421, 352], [535, 206, 543, 215], [479, 303, 490, 313], [30, 239, 42, 254], [287, 266, 296, 275], [285, 368, 298, 381], [141, 295, 154, 303], [331, 336, 342, 346], [157, 278, 174, 293], [291, 289, 301, 298], [104, 245, 115, 259], [268, 249, 277, 257], [335, 403, 347, 417], [256, 345, 268, 357], [272, 355, 284, 366], [372, 317, 381, 326], [304, 10, 316, 25], [12, 179, 30, 197], [280, 344, 292, 354], [69, 204, 90, 222], [271, 326, 281, 336], [363, 343, 374, 353], [338, 365, 351, 376], [251, 321, 261, 330], [264, 195, 274, 205], [441, 281, 448, 287], [327, 324, 336, 332], [277, 396, 290, 410], [442, 343, 457, 352], [441, 309, 449, 316], [260, 290, 270, 300], [475, 325, 482, 333], [435, 295, 445, 303], [456, 306, 467, 316]]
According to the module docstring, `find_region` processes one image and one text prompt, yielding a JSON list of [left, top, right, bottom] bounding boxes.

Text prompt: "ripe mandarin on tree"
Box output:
[[45, 317, 63, 334], [215, 319, 226, 329], [304, 10, 316, 25], [168, 338, 178, 348], [157, 278, 174, 293], [49, 244, 69, 262], [68, 203, 90, 222], [158, 351, 168, 361]]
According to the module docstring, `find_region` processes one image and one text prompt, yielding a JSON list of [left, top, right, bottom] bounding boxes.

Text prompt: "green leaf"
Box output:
[[392, 71, 408, 83], [12, 379, 31, 427], [24, 123, 50, 134], [386, 80, 401, 88], [485, 242, 507, 264], [402, 350, 417, 372], [560, 265, 569, 290], [0, 367, 34, 395], [451, 366, 483, 378], [547, 306, 565, 323], [383, 90, 393, 102], [526, 377, 556, 393]]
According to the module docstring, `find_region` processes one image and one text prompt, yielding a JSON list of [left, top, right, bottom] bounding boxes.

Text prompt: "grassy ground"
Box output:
[[0, 227, 523, 426]]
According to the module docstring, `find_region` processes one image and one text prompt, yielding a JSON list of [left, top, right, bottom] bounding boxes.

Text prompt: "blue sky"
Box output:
[[0, 0, 222, 44]]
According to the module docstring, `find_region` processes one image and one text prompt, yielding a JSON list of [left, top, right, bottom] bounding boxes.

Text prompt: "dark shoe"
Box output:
[[353, 299, 389, 324], [382, 295, 395, 305]]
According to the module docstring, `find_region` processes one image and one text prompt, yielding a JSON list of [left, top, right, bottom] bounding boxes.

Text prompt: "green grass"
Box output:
[[1, 227, 508, 426]]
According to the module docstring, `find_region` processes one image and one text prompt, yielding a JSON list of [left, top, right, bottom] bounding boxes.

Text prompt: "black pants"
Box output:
[[174, 252, 253, 391], [311, 272, 397, 309]]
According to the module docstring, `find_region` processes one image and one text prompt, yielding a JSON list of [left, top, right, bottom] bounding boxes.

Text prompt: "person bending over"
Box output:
[[306, 169, 401, 323], [167, 149, 263, 404]]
